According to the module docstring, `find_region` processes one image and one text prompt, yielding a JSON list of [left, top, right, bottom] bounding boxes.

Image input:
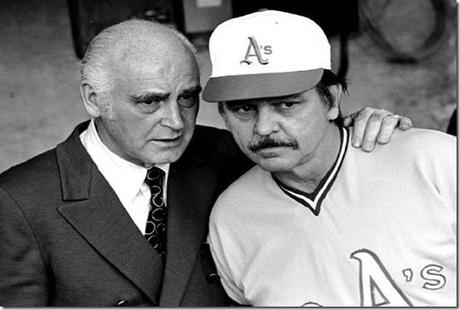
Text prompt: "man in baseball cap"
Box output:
[[206, 10, 456, 306], [203, 9, 412, 151]]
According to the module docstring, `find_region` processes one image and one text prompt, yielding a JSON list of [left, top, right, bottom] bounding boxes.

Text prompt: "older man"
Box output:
[[206, 11, 456, 307], [0, 19, 411, 306]]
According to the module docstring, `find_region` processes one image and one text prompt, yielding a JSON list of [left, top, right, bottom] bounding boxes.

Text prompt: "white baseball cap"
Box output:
[[202, 10, 331, 102]]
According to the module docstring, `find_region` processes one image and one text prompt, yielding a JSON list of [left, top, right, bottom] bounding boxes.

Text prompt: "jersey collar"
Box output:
[[272, 126, 349, 216]]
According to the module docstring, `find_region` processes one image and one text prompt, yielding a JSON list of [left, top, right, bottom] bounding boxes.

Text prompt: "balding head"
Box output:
[[80, 19, 197, 94]]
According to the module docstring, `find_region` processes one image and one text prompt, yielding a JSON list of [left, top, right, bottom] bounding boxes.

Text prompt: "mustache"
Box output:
[[248, 137, 299, 152]]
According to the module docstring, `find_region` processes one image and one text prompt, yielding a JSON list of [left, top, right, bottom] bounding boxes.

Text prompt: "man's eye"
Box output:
[[143, 99, 160, 106], [137, 99, 162, 113], [138, 96, 163, 106], [178, 93, 198, 108], [237, 105, 254, 113], [232, 105, 256, 118], [276, 102, 297, 110]]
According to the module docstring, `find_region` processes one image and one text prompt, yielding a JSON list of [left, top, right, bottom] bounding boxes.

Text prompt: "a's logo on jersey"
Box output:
[[350, 249, 413, 307], [302, 249, 449, 307], [350, 249, 449, 307], [421, 264, 446, 290], [240, 36, 272, 65], [402, 268, 413, 282]]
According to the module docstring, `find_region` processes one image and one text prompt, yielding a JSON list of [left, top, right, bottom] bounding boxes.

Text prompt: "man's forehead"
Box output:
[[123, 78, 200, 97], [110, 48, 199, 90]]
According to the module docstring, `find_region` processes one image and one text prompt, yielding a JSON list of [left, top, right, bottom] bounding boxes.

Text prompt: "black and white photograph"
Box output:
[[0, 0, 457, 306]]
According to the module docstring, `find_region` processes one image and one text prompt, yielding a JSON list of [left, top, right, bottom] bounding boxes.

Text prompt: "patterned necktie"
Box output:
[[144, 167, 167, 256]]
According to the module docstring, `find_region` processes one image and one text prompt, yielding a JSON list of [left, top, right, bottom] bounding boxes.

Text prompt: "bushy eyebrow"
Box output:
[[131, 86, 202, 103], [180, 85, 202, 96], [131, 92, 169, 103]]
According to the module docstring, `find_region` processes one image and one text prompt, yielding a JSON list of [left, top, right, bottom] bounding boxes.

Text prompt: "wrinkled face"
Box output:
[[221, 88, 338, 172], [95, 47, 200, 167]]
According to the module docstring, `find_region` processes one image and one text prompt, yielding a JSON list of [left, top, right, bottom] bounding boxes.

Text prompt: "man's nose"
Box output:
[[254, 107, 279, 136], [160, 102, 185, 130]]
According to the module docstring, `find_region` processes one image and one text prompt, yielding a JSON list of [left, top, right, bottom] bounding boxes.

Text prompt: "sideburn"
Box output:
[[315, 84, 343, 125]]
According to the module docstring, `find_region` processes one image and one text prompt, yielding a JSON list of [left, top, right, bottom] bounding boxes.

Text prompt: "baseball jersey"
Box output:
[[208, 127, 456, 307]]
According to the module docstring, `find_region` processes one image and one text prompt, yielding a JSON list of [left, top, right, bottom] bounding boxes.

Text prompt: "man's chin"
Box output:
[[143, 137, 192, 165], [251, 156, 292, 173], [138, 146, 185, 166], [150, 151, 183, 165]]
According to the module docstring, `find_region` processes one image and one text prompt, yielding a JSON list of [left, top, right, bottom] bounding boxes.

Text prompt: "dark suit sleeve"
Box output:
[[0, 186, 48, 306], [221, 130, 254, 176], [206, 130, 254, 197]]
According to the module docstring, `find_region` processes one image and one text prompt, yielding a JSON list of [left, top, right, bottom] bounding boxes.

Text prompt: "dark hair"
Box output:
[[315, 69, 347, 124], [315, 69, 347, 109]]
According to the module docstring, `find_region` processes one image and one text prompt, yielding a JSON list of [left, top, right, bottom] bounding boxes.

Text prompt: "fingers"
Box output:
[[345, 107, 415, 152], [374, 113, 414, 146], [376, 114, 401, 145], [360, 111, 393, 152], [348, 107, 374, 148], [398, 115, 414, 130], [342, 112, 357, 128]]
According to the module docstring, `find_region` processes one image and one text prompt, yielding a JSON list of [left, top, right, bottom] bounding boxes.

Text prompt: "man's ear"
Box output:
[[218, 102, 231, 130], [327, 84, 342, 121], [222, 115, 231, 130], [80, 83, 104, 118]]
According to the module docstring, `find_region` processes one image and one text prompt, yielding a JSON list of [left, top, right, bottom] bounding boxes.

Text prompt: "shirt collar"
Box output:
[[80, 120, 170, 204], [271, 126, 348, 216]]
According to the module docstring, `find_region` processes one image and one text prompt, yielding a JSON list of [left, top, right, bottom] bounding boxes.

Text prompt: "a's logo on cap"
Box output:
[[240, 36, 272, 65]]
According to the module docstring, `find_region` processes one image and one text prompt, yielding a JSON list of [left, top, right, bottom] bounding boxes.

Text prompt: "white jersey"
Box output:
[[208, 128, 456, 307]]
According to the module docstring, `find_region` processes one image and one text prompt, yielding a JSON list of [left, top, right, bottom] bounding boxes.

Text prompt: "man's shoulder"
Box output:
[[0, 148, 59, 189], [0, 147, 64, 215], [391, 127, 455, 146], [353, 128, 455, 158], [211, 166, 267, 215], [385, 128, 455, 159], [347, 128, 455, 178], [222, 165, 265, 191], [0, 122, 88, 194]]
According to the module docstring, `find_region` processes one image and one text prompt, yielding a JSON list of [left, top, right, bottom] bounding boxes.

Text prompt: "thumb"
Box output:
[[342, 114, 355, 127]]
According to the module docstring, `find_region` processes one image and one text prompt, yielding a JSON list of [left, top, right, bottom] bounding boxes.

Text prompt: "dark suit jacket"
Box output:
[[0, 121, 252, 306]]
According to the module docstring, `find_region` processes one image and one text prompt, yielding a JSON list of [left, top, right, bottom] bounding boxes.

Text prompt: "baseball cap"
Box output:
[[202, 10, 332, 102]]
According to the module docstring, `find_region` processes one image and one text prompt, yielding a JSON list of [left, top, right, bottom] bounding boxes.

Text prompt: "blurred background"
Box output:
[[0, 0, 457, 172]]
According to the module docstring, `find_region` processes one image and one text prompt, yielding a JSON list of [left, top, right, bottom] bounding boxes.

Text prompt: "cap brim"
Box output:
[[202, 69, 323, 102]]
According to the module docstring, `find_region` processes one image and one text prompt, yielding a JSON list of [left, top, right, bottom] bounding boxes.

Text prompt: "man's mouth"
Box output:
[[253, 147, 283, 158], [153, 136, 182, 144]]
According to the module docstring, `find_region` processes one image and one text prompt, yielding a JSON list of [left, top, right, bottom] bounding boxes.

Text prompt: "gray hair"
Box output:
[[80, 19, 197, 94]]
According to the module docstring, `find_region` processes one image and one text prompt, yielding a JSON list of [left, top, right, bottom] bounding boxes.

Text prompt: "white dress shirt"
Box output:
[[80, 120, 169, 234]]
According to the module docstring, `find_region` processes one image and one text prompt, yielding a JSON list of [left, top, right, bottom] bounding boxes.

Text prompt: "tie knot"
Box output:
[[145, 167, 165, 187]]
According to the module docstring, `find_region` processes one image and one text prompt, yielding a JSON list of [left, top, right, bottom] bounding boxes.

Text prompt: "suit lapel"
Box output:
[[159, 157, 216, 306], [55, 122, 163, 305]]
